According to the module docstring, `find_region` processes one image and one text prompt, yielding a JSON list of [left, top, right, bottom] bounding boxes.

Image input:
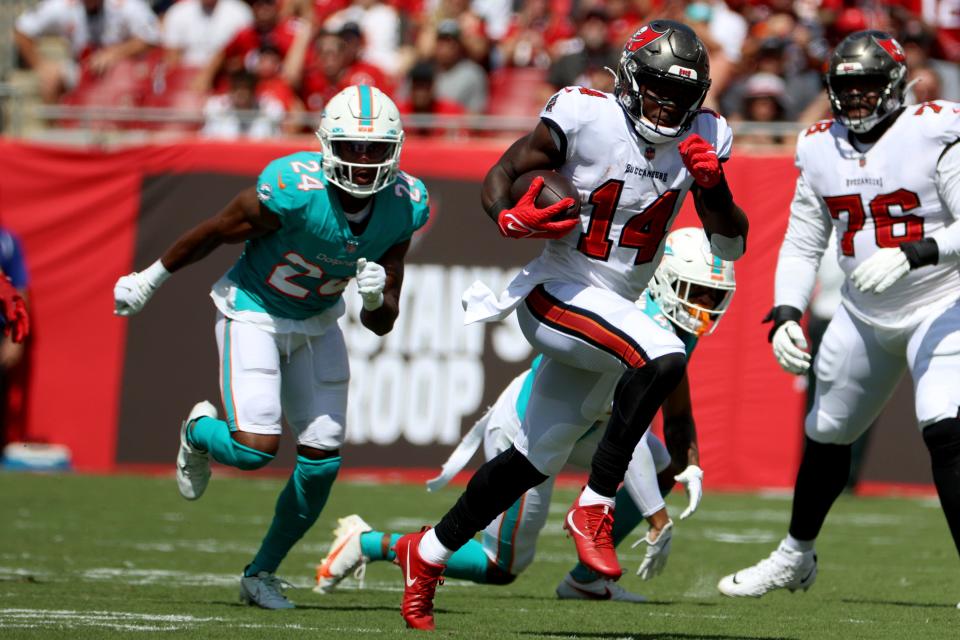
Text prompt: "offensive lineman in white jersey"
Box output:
[[719, 30, 960, 598], [393, 21, 748, 630]]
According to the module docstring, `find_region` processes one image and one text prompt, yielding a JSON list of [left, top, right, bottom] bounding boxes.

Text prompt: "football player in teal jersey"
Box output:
[[314, 227, 736, 601], [112, 85, 429, 609]]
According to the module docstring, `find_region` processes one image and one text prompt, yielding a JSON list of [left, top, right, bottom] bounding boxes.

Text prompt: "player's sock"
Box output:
[[784, 534, 814, 553], [433, 446, 548, 553], [788, 437, 851, 541], [569, 485, 645, 583], [441, 540, 493, 583], [245, 455, 341, 576], [187, 416, 274, 470], [359, 531, 401, 562], [922, 418, 960, 554], [587, 354, 686, 497]]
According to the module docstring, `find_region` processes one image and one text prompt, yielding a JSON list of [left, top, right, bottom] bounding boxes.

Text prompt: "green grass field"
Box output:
[[1, 472, 958, 639]]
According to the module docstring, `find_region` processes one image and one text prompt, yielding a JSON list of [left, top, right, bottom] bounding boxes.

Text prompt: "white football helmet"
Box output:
[[649, 227, 736, 336], [316, 85, 404, 197]]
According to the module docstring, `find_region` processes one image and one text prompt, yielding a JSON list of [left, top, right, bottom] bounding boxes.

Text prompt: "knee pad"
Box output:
[[485, 563, 517, 585], [923, 419, 960, 467], [231, 441, 275, 471]]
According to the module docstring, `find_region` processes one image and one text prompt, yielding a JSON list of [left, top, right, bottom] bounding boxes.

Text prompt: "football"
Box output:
[[509, 170, 581, 220]]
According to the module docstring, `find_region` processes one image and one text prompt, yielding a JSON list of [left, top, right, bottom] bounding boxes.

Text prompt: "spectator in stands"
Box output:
[[162, 0, 253, 69], [545, 8, 619, 94], [605, 0, 648, 47], [416, 0, 491, 67], [324, 0, 401, 75], [398, 61, 467, 136], [14, 0, 161, 104], [723, 37, 821, 121], [194, 0, 303, 94], [432, 19, 488, 113], [254, 44, 304, 131], [908, 65, 943, 103], [731, 72, 789, 146], [499, 0, 575, 68], [201, 69, 285, 138], [286, 24, 391, 112], [0, 229, 30, 436]]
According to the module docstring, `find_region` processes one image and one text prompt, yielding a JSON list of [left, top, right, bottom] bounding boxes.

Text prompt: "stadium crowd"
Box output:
[[10, 0, 960, 139]]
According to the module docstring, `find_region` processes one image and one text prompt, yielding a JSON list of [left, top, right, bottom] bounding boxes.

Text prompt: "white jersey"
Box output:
[[777, 101, 960, 328], [462, 88, 733, 323]]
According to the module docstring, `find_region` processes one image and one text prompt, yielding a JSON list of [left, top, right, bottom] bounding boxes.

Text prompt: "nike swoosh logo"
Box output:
[[277, 172, 287, 190], [800, 566, 815, 583], [566, 511, 586, 538], [731, 574, 741, 584], [569, 584, 612, 600], [405, 546, 418, 588]]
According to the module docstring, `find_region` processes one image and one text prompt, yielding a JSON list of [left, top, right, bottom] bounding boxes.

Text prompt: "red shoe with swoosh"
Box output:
[[393, 528, 445, 631], [564, 498, 622, 580]]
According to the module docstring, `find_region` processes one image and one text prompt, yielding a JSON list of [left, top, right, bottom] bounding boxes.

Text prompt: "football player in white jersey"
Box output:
[[315, 228, 735, 603], [718, 30, 960, 598], [392, 21, 748, 630]]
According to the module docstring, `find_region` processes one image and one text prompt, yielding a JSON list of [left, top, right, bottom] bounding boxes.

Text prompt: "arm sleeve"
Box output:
[[539, 88, 586, 162], [255, 156, 311, 224], [774, 173, 832, 312], [933, 141, 960, 261], [397, 177, 430, 243], [15, 0, 61, 38], [714, 114, 734, 161]]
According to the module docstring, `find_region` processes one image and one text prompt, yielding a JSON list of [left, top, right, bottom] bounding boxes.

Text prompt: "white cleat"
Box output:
[[314, 514, 372, 594], [176, 400, 216, 501], [240, 571, 295, 609], [717, 541, 817, 598], [556, 574, 648, 603]]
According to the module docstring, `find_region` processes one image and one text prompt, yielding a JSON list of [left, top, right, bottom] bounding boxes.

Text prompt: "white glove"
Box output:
[[772, 321, 810, 375], [633, 519, 673, 580], [113, 260, 171, 316], [674, 465, 704, 520], [850, 248, 910, 294], [356, 258, 386, 311]]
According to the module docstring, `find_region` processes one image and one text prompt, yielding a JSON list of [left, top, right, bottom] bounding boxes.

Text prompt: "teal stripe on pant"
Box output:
[[220, 318, 238, 431], [494, 494, 526, 573]]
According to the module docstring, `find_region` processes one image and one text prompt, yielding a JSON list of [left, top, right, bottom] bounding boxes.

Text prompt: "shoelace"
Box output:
[[585, 508, 615, 550]]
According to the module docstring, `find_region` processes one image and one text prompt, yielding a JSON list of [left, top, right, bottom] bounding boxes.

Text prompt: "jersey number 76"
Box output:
[[824, 189, 924, 257]]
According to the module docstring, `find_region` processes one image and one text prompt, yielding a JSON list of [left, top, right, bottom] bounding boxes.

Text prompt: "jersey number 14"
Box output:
[[577, 179, 680, 264]]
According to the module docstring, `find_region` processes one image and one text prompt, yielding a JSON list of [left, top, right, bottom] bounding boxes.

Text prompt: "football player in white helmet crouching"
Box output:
[[113, 86, 429, 609], [316, 227, 735, 602]]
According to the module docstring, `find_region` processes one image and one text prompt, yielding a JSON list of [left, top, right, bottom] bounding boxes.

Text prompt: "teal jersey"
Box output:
[[228, 151, 430, 320], [515, 291, 698, 421]]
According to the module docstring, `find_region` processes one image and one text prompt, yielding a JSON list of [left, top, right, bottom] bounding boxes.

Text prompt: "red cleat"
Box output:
[[393, 528, 445, 631], [564, 497, 622, 580]]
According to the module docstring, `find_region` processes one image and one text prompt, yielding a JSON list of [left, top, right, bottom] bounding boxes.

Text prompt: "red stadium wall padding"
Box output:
[[0, 139, 805, 489]]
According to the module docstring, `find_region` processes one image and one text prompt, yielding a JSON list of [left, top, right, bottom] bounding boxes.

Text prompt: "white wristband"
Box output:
[[143, 259, 172, 288]]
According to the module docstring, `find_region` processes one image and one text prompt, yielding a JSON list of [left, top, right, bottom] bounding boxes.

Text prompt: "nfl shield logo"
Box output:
[[345, 240, 359, 253], [645, 146, 656, 160]]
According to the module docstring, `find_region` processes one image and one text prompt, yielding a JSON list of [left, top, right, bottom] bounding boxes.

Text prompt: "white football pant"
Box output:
[[215, 312, 348, 450], [806, 300, 960, 444]]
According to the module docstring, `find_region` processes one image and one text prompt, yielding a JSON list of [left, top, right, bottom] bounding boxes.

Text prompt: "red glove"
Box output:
[[0, 277, 28, 343], [678, 134, 722, 189], [497, 176, 578, 239]]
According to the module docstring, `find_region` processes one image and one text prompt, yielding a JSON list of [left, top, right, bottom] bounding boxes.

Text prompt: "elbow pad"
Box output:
[[709, 233, 745, 260]]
